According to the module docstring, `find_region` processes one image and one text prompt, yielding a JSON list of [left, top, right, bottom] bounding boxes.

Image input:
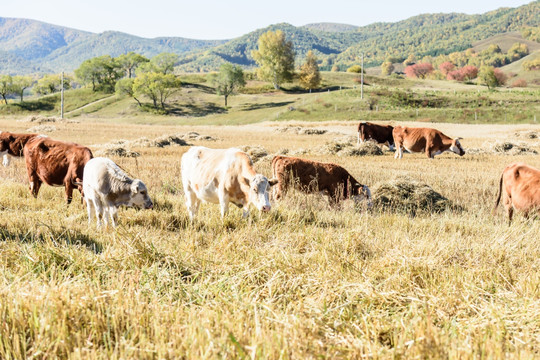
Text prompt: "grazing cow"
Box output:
[[393, 125, 465, 159], [81, 157, 153, 228], [0, 131, 40, 166], [494, 162, 540, 223], [23, 137, 93, 204], [181, 146, 277, 221], [271, 155, 372, 206], [357, 122, 394, 150]]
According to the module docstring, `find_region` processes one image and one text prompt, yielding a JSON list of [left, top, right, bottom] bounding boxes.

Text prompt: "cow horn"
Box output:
[[456, 137, 463, 140]]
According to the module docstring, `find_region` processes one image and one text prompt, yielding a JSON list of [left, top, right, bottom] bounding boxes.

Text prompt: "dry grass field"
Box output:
[[0, 116, 539, 359]]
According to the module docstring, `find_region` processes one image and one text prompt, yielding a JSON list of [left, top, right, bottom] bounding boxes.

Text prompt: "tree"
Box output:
[[404, 63, 433, 79], [251, 30, 295, 90], [211, 63, 246, 106], [460, 65, 478, 81], [299, 51, 321, 91], [115, 78, 142, 107], [133, 72, 181, 110], [447, 69, 465, 81], [439, 61, 455, 76], [478, 66, 507, 89], [75, 55, 122, 92], [507, 43, 529, 61], [346, 65, 364, 73], [403, 54, 416, 66], [0, 75, 13, 104], [381, 61, 394, 76], [34, 74, 70, 95], [116, 52, 149, 78], [11, 76, 34, 102], [150, 53, 178, 75]]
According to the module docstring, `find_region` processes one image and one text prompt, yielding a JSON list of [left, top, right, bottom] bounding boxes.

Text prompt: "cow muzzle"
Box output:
[[261, 205, 271, 212]]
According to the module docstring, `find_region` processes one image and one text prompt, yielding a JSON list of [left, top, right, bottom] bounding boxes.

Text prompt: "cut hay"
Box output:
[[274, 126, 327, 135], [298, 128, 327, 135], [372, 176, 458, 215], [27, 125, 56, 133], [95, 141, 140, 158], [151, 135, 189, 148], [318, 137, 383, 157], [239, 145, 268, 163], [514, 130, 539, 139], [467, 141, 538, 156], [19, 115, 59, 123]]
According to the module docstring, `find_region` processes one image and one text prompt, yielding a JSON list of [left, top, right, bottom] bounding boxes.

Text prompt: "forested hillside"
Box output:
[[0, 1, 538, 74]]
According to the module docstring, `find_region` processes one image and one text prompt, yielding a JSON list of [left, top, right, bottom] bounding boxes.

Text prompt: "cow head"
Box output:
[[450, 137, 465, 156], [0, 133, 13, 166], [248, 174, 277, 212], [352, 184, 373, 208], [129, 179, 153, 209]]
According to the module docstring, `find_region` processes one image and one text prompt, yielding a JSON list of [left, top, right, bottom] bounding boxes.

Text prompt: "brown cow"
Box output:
[[0, 131, 40, 166], [23, 137, 93, 204], [357, 122, 394, 150], [271, 155, 372, 206], [393, 125, 465, 159], [494, 162, 540, 223]]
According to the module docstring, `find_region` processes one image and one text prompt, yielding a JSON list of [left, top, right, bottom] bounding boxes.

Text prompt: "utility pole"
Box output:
[[61, 71, 64, 119], [360, 52, 364, 100]]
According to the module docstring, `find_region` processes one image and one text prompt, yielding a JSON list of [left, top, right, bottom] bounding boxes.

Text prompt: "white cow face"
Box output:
[[450, 138, 465, 156], [248, 174, 277, 212], [129, 180, 153, 209]]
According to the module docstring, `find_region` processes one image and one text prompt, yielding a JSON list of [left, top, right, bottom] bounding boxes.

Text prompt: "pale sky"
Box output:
[[2, 0, 535, 40]]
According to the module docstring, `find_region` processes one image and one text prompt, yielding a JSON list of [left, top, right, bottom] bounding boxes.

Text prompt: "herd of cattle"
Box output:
[[0, 121, 538, 226]]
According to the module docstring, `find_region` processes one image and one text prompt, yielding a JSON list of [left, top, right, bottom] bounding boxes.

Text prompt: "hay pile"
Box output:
[[239, 145, 269, 163], [274, 126, 327, 135], [26, 125, 56, 133], [514, 130, 539, 139], [467, 141, 538, 156], [19, 115, 59, 123], [318, 137, 383, 157], [372, 176, 456, 215], [183, 131, 217, 141], [94, 141, 141, 158]]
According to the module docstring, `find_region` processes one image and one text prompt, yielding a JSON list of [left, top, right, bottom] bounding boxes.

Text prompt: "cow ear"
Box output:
[[268, 178, 278, 187], [131, 181, 139, 193], [456, 137, 463, 141]]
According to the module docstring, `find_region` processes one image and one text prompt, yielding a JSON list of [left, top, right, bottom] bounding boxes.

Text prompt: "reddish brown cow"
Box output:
[[494, 162, 540, 223], [357, 122, 394, 150], [393, 125, 465, 159], [23, 137, 93, 204], [271, 155, 371, 205], [0, 131, 40, 166]]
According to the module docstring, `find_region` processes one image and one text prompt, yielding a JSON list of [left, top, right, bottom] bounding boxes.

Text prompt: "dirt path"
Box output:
[[64, 95, 115, 116]]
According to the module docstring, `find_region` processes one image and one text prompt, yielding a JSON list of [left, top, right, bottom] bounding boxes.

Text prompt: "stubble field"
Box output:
[[0, 117, 539, 359]]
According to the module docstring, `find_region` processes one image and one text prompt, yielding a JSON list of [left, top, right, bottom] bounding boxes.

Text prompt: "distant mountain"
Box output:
[[302, 23, 359, 33], [0, 17, 227, 74], [0, 1, 539, 74]]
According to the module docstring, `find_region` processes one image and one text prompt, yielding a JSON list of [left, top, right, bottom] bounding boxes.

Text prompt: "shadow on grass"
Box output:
[[0, 226, 103, 254], [241, 101, 295, 111], [0, 97, 57, 113], [168, 103, 227, 117], [182, 83, 216, 94]]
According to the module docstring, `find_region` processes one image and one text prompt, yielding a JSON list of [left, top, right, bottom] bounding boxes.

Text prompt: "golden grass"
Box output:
[[0, 117, 539, 358]]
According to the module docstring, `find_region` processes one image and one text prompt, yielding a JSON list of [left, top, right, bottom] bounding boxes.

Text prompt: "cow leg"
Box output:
[[108, 206, 118, 228], [272, 180, 284, 201], [394, 144, 403, 159], [28, 174, 42, 198], [218, 189, 229, 218], [93, 199, 105, 228], [185, 189, 200, 222], [86, 199, 95, 225], [64, 181, 74, 205], [357, 132, 361, 145]]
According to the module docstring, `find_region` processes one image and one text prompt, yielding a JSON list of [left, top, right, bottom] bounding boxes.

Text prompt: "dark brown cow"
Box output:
[[393, 125, 465, 159], [494, 162, 540, 223], [0, 131, 40, 166], [357, 122, 394, 150], [23, 137, 93, 204], [271, 155, 371, 205]]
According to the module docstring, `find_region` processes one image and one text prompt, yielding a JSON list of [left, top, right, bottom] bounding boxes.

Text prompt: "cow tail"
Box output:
[[493, 172, 504, 215]]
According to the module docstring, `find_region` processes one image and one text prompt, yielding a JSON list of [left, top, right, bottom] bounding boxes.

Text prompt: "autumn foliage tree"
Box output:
[[251, 30, 295, 90], [404, 63, 434, 79], [439, 61, 455, 76], [460, 65, 478, 81], [478, 66, 507, 89], [299, 51, 321, 91], [381, 61, 394, 76]]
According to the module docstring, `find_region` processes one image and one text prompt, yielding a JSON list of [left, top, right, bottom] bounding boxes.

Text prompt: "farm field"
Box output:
[[0, 115, 539, 358]]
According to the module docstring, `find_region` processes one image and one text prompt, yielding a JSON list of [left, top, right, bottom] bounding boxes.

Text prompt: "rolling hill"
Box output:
[[0, 1, 539, 74]]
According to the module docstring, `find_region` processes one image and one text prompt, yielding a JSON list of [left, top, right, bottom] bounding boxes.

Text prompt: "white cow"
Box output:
[[181, 146, 277, 221], [82, 157, 153, 228]]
